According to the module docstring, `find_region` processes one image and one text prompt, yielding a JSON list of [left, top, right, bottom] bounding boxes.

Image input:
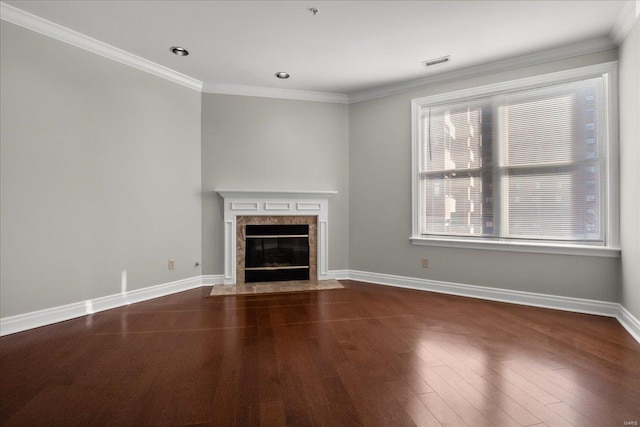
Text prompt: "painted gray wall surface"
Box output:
[[620, 16, 640, 319], [201, 94, 349, 275], [0, 22, 202, 317], [349, 50, 621, 301]]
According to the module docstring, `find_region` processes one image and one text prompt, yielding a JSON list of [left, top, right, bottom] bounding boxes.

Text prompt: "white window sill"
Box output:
[[410, 237, 621, 258]]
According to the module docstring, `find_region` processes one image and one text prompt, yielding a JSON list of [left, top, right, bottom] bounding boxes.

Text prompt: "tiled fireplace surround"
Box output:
[[217, 190, 336, 285]]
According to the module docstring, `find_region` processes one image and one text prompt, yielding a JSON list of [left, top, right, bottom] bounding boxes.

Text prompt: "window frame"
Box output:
[[410, 62, 620, 257]]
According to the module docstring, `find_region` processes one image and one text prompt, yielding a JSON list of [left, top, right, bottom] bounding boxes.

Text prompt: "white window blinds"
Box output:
[[417, 77, 607, 245]]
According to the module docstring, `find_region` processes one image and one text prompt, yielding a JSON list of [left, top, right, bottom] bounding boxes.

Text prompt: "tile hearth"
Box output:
[[208, 279, 344, 296]]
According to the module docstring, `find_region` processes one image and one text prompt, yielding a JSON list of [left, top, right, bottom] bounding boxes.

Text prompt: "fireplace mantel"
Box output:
[[216, 190, 337, 285], [217, 190, 337, 200]]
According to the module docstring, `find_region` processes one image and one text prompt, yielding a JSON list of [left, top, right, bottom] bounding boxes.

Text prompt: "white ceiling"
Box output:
[[2, 0, 634, 99]]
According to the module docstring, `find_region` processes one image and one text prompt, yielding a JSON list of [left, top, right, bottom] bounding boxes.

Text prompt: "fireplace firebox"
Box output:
[[244, 224, 310, 283]]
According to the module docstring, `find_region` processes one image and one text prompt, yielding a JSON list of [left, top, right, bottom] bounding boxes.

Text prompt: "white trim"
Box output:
[[3, 270, 638, 345], [217, 190, 337, 200], [326, 269, 351, 280], [0, 276, 203, 336], [297, 202, 322, 211], [217, 190, 336, 284], [265, 202, 291, 211], [410, 62, 618, 108], [202, 274, 225, 286], [320, 220, 329, 275], [224, 220, 234, 283], [231, 202, 259, 211], [610, 0, 640, 44], [617, 305, 640, 344], [604, 66, 621, 249], [349, 37, 616, 103], [0, 2, 203, 92], [345, 270, 640, 344], [347, 268, 640, 344], [1, 0, 624, 105], [410, 237, 621, 258], [203, 82, 349, 104], [348, 270, 620, 316], [410, 62, 620, 256]]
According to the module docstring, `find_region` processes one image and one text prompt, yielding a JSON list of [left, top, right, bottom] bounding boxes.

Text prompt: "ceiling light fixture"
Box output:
[[275, 72, 290, 79], [423, 55, 450, 67], [170, 46, 189, 56]]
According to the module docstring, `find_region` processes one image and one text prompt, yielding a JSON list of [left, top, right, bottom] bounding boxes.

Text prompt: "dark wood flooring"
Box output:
[[1, 280, 639, 426]]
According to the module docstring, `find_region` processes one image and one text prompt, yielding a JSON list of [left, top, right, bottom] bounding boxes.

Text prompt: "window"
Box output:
[[411, 63, 619, 256]]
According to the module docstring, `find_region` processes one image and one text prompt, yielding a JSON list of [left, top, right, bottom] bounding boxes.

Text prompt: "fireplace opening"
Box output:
[[245, 224, 310, 283]]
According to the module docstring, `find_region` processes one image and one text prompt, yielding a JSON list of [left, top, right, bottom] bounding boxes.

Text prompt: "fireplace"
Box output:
[[245, 224, 310, 283], [217, 190, 336, 285], [236, 215, 317, 285]]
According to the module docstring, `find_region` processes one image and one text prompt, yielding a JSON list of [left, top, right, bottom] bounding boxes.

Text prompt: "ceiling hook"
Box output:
[[309, 7, 318, 16]]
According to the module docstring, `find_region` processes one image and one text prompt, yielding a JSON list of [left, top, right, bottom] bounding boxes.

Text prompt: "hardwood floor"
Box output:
[[1, 280, 639, 426]]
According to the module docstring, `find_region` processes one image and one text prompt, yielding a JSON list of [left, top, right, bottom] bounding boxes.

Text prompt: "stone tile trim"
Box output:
[[236, 215, 318, 285]]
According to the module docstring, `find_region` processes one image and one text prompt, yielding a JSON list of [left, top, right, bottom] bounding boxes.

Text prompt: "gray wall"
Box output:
[[349, 50, 621, 302], [1, 16, 634, 320], [620, 16, 640, 319], [0, 22, 202, 317], [201, 94, 349, 275]]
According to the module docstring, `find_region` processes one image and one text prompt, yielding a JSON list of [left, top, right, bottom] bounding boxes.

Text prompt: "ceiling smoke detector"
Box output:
[[423, 55, 450, 67], [170, 46, 189, 56]]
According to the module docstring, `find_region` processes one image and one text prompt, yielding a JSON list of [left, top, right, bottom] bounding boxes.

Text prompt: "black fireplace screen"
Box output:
[[245, 224, 310, 283]]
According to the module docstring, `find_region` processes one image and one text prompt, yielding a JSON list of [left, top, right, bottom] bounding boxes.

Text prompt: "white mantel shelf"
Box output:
[[217, 190, 337, 285], [216, 190, 337, 199]]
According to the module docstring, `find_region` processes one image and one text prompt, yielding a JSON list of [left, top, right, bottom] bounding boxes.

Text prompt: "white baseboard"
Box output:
[[346, 270, 640, 345], [202, 274, 225, 285], [3, 271, 638, 346], [617, 305, 640, 344], [348, 270, 620, 316], [326, 269, 351, 280], [0, 275, 203, 336]]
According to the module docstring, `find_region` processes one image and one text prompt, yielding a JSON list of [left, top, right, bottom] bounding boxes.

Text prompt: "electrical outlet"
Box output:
[[422, 258, 429, 269], [168, 259, 175, 270]]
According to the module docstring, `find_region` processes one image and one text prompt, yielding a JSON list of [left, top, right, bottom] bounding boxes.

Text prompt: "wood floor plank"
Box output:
[[400, 393, 443, 427], [424, 336, 572, 427], [259, 400, 286, 427], [481, 374, 575, 427], [1, 281, 638, 426], [432, 365, 520, 427], [410, 340, 541, 426], [503, 357, 639, 424], [409, 359, 494, 426], [545, 402, 601, 427], [417, 391, 467, 426]]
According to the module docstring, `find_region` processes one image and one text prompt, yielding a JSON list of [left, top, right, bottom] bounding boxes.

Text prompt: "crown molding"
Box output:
[[1, 1, 628, 104], [610, 0, 640, 44], [0, 2, 203, 92], [348, 36, 617, 104], [203, 82, 349, 104]]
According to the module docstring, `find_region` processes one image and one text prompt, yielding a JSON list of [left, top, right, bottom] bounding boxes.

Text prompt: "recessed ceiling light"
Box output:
[[170, 46, 189, 56], [275, 72, 290, 79], [423, 55, 450, 67]]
